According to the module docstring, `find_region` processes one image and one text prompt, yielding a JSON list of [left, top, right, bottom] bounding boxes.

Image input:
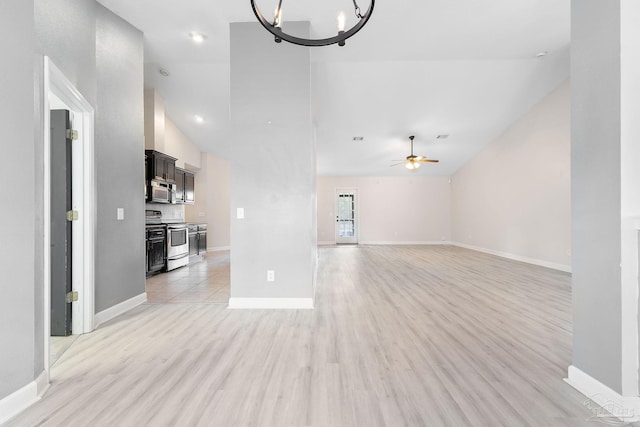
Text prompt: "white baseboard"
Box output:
[[0, 370, 48, 425], [452, 242, 571, 273], [360, 240, 451, 245], [565, 365, 640, 422], [94, 292, 147, 328], [319, 241, 451, 246], [208, 246, 230, 252], [228, 297, 314, 310]]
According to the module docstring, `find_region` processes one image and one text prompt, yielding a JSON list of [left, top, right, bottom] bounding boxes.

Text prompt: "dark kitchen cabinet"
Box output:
[[197, 229, 207, 254], [146, 226, 166, 277], [175, 167, 195, 204], [184, 171, 195, 204], [145, 150, 177, 184], [175, 168, 185, 202]]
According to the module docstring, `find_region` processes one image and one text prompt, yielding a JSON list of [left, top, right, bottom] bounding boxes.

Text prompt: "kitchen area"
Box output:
[[143, 88, 231, 303], [145, 149, 208, 275], [142, 148, 229, 305]]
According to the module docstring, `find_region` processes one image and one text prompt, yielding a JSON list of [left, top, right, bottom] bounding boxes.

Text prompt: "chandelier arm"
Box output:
[[352, 0, 363, 18], [250, 0, 374, 47]]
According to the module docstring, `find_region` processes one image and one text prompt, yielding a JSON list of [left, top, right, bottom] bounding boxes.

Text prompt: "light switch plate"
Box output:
[[117, 208, 124, 220], [237, 208, 245, 219]]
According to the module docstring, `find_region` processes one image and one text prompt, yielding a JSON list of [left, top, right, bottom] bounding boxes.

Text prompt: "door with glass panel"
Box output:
[[335, 189, 358, 244]]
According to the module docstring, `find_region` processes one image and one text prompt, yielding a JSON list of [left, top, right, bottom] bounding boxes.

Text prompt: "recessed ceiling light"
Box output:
[[158, 68, 170, 77], [189, 32, 207, 43], [436, 134, 449, 140], [352, 136, 364, 141], [536, 51, 549, 58], [194, 115, 204, 123]]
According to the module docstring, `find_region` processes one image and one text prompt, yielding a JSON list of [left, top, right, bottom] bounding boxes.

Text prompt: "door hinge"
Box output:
[[66, 129, 78, 140], [66, 291, 78, 303], [66, 210, 79, 221]]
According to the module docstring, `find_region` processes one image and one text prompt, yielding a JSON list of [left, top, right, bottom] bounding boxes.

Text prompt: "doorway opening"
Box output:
[[44, 58, 96, 372], [335, 188, 358, 244]]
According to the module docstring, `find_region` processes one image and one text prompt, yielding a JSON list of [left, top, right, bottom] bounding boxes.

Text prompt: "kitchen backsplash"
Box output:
[[146, 203, 185, 221]]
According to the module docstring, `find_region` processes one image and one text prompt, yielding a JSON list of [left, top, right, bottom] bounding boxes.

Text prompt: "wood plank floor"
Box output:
[[5, 246, 611, 426]]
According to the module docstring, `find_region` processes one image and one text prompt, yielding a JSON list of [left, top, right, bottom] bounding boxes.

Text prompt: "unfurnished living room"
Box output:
[[2, 0, 640, 426]]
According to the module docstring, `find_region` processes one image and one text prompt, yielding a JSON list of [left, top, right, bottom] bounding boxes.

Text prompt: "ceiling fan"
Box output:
[[391, 136, 439, 170]]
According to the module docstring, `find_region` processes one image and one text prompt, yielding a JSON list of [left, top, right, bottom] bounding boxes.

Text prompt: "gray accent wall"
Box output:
[[229, 22, 316, 301], [0, 0, 36, 401], [571, 0, 623, 393], [94, 5, 145, 312], [0, 0, 144, 402]]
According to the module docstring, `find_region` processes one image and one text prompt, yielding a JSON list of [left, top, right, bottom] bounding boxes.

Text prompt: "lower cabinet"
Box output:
[[197, 230, 207, 255], [188, 224, 207, 264]]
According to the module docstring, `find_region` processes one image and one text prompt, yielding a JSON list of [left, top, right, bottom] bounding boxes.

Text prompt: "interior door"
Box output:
[[50, 109, 73, 336], [335, 189, 358, 244]]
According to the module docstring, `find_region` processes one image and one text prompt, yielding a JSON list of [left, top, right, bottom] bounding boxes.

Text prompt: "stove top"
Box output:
[[145, 209, 162, 224]]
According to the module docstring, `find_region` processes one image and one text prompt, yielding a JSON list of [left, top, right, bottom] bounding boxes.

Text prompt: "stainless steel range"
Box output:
[[165, 222, 189, 271], [145, 210, 189, 273]]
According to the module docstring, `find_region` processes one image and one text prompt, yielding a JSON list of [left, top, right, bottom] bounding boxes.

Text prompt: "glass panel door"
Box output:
[[335, 188, 358, 244]]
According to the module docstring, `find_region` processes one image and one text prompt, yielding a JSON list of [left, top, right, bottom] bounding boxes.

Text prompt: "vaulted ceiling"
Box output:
[[97, 0, 570, 176]]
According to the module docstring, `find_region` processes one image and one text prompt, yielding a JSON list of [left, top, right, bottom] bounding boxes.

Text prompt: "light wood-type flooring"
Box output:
[[5, 246, 617, 426]]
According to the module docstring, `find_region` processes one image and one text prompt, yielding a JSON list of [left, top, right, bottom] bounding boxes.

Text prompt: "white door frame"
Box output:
[[335, 188, 359, 244], [43, 57, 96, 373]]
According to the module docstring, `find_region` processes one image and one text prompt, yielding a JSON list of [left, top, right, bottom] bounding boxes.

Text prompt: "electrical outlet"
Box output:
[[267, 270, 275, 282]]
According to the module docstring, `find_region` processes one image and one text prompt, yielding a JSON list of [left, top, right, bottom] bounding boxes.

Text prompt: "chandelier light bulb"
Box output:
[[274, 7, 282, 28], [337, 12, 346, 32]]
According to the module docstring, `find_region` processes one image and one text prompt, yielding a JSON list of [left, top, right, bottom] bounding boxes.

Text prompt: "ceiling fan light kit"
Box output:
[[250, 0, 375, 47]]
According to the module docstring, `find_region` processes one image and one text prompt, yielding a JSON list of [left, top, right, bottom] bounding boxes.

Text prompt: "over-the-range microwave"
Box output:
[[148, 179, 176, 204]]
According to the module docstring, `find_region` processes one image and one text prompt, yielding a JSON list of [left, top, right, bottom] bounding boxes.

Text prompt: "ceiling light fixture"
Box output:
[[158, 68, 170, 77], [250, 0, 375, 47], [536, 51, 548, 58], [194, 115, 204, 123], [189, 32, 207, 43]]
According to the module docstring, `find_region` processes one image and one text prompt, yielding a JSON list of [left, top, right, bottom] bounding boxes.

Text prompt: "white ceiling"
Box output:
[[97, 0, 570, 176]]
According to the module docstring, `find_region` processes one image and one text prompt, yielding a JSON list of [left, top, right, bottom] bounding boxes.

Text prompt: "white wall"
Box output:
[[317, 176, 451, 244], [451, 81, 571, 271], [185, 153, 231, 250], [164, 118, 201, 170]]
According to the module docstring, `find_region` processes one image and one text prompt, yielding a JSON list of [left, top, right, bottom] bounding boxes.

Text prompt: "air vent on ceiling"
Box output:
[[352, 136, 364, 141], [436, 134, 449, 140]]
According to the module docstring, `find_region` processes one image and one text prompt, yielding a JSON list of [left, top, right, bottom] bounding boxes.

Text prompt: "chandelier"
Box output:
[[250, 0, 375, 47]]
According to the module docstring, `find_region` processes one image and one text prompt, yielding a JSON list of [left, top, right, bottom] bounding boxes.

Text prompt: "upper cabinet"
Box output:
[[145, 150, 177, 184], [175, 167, 195, 204]]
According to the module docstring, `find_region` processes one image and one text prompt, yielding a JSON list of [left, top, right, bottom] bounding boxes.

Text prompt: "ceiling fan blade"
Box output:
[[390, 161, 406, 167], [418, 158, 439, 163]]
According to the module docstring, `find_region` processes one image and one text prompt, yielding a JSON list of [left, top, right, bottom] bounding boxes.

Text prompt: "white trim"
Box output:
[[208, 246, 230, 252], [317, 240, 335, 246], [44, 55, 97, 368], [621, 217, 640, 395], [360, 241, 451, 246], [0, 370, 48, 425], [228, 297, 314, 310], [565, 365, 640, 422], [94, 293, 147, 328], [451, 241, 572, 273]]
